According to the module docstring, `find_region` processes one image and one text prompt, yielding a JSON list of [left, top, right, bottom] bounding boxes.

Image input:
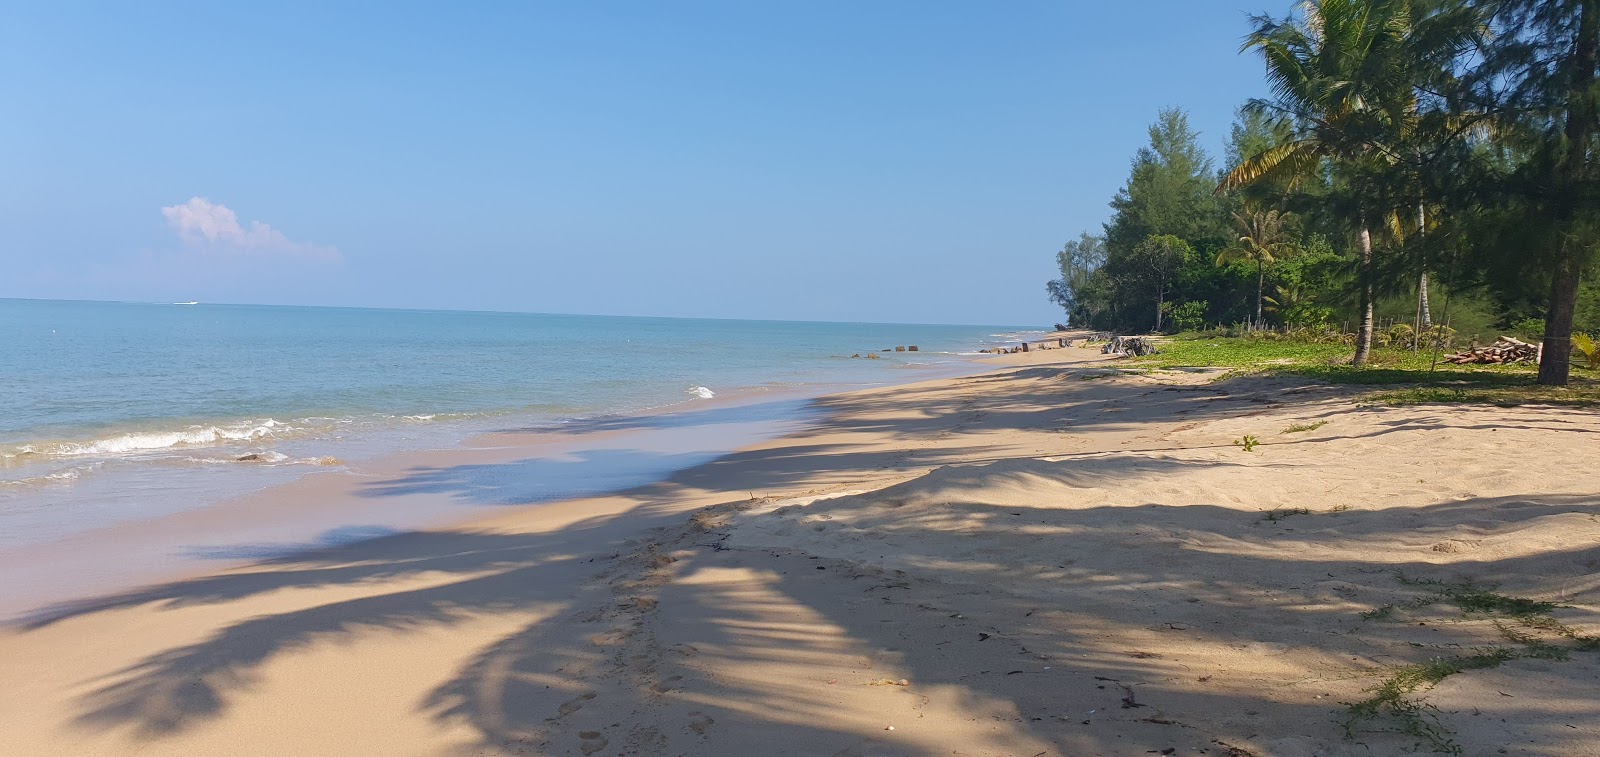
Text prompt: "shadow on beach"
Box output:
[[14, 365, 1600, 755]]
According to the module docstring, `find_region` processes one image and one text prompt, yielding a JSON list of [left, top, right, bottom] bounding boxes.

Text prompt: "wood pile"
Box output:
[[1443, 336, 1540, 365]]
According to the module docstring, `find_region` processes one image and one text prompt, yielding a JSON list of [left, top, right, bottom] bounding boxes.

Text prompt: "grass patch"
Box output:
[[1368, 384, 1600, 408], [1259, 506, 1310, 522], [1282, 420, 1329, 433], [1395, 574, 1562, 617], [1136, 335, 1351, 370], [1344, 574, 1599, 753], [1131, 334, 1600, 405], [1344, 649, 1524, 754]]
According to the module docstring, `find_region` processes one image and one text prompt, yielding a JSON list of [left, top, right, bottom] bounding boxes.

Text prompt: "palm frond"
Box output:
[[1220, 140, 1323, 192]]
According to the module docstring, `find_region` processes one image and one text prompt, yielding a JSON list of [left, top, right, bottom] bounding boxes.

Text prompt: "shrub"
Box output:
[[1169, 301, 1209, 332], [1574, 333, 1600, 370], [1509, 317, 1546, 341]]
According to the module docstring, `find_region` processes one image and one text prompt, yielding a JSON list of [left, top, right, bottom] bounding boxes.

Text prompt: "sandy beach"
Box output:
[[4, 340, 1598, 756]]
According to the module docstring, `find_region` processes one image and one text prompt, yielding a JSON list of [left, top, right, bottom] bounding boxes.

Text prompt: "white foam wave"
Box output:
[[687, 386, 715, 399], [5, 419, 287, 459], [0, 462, 104, 488], [175, 452, 341, 467]]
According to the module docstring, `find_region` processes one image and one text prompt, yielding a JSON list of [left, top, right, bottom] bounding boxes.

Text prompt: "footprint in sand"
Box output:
[[651, 674, 683, 694], [686, 711, 715, 735], [589, 628, 634, 646], [550, 692, 597, 720], [578, 730, 608, 755]]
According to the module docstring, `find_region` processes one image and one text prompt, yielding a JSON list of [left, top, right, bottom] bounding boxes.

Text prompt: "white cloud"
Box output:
[[161, 197, 338, 261]]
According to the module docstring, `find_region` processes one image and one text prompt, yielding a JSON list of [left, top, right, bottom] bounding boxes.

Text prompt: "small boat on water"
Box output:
[[173, 301, 199, 305]]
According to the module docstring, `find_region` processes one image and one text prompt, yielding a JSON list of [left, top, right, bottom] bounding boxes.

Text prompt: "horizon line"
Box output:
[[0, 296, 1040, 331]]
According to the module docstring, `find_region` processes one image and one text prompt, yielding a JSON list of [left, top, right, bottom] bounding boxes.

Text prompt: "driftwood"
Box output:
[[1443, 336, 1539, 365], [1102, 336, 1158, 357]]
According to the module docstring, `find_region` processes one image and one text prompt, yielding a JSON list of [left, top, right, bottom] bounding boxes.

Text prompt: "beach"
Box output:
[[4, 340, 1599, 756], [0, 300, 1008, 613]]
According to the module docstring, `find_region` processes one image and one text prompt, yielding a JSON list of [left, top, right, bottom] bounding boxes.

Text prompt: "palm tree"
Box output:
[[1263, 282, 1305, 322], [1216, 206, 1292, 329], [1220, 0, 1428, 366]]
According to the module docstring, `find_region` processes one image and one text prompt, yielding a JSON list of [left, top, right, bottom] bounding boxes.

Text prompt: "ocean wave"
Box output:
[[0, 462, 105, 488], [177, 452, 343, 467], [392, 410, 502, 423], [987, 330, 1050, 341], [0, 408, 516, 467], [1, 419, 289, 460], [687, 386, 715, 399]]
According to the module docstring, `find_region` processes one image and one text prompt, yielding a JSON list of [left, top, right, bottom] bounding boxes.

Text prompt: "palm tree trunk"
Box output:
[[1539, 248, 1583, 385], [1255, 260, 1265, 330], [1353, 225, 1375, 367], [1417, 203, 1431, 330]]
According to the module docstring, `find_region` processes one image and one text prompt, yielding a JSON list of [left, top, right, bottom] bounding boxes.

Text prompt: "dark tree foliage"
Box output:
[[1105, 109, 1227, 253], [1462, 0, 1600, 384]]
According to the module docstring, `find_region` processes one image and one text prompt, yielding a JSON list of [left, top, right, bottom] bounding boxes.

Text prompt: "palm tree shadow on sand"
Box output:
[[16, 370, 1600, 754]]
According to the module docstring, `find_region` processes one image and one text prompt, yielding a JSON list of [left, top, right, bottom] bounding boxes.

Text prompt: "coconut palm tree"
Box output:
[[1221, 0, 1429, 366], [1216, 206, 1292, 329], [1263, 282, 1307, 324]]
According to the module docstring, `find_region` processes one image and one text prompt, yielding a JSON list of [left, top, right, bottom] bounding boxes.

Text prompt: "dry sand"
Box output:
[[3, 344, 1599, 756]]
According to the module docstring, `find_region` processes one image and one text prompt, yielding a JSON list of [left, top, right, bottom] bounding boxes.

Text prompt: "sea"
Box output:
[[0, 298, 1029, 554]]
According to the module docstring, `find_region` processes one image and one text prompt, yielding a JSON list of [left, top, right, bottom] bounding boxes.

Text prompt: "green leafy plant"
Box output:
[[1378, 323, 1415, 348], [1510, 317, 1545, 341], [1233, 435, 1260, 452], [1168, 300, 1209, 331], [1573, 333, 1600, 370]]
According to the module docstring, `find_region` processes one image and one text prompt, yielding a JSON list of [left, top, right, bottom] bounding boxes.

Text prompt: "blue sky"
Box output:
[[1, 2, 1268, 326]]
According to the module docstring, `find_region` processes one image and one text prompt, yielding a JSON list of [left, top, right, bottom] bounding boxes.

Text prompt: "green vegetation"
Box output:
[[1282, 420, 1328, 433], [1369, 385, 1600, 408], [1576, 333, 1600, 370], [1138, 334, 1354, 369], [1390, 573, 1562, 617], [1129, 331, 1600, 405], [1344, 574, 1600, 753], [1046, 0, 1600, 386], [1345, 649, 1527, 754], [1234, 434, 1262, 452]]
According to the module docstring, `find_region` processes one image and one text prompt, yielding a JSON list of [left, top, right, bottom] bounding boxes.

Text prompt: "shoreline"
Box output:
[[0, 345, 1017, 621], [7, 337, 1590, 755]]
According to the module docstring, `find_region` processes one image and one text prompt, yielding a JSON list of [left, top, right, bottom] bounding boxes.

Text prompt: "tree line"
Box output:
[[1046, 0, 1598, 386]]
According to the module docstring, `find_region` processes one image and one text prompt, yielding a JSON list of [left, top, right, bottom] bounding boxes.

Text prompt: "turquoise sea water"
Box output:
[[0, 298, 1026, 548]]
